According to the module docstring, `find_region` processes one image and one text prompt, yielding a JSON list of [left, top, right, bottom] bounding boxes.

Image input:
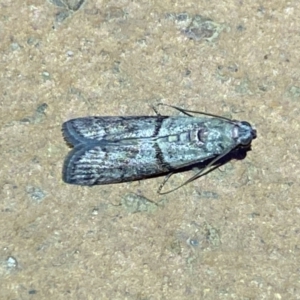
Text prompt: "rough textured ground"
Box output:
[[1, 0, 300, 299]]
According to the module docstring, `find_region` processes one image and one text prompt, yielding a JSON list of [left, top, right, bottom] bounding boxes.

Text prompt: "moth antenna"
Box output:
[[156, 103, 233, 122]]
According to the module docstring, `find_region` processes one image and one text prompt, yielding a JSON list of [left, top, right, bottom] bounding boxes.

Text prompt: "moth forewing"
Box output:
[[62, 105, 256, 193]]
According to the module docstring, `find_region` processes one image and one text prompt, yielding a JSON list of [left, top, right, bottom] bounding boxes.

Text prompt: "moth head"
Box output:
[[234, 121, 257, 146]]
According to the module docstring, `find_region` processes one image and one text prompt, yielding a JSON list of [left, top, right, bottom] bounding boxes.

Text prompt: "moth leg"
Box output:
[[157, 164, 222, 195], [157, 173, 174, 194], [151, 103, 192, 117], [150, 104, 161, 116], [155, 103, 194, 117], [158, 147, 234, 194]]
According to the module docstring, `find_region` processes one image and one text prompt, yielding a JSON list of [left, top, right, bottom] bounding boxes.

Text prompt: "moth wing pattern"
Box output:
[[62, 142, 171, 185], [62, 116, 169, 146]]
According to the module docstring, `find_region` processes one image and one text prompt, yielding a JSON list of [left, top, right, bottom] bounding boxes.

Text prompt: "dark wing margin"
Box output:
[[62, 117, 103, 147], [63, 145, 90, 185]]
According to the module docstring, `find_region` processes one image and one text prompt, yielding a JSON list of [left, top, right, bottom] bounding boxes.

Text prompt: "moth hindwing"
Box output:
[[62, 104, 256, 194]]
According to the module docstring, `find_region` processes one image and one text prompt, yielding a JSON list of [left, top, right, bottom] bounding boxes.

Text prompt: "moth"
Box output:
[[62, 104, 256, 194]]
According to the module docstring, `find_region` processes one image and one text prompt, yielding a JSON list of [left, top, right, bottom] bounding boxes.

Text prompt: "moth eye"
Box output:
[[240, 121, 251, 128], [240, 135, 253, 146]]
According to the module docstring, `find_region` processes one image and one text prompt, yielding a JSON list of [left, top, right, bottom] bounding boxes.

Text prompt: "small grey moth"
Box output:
[[62, 104, 256, 194]]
